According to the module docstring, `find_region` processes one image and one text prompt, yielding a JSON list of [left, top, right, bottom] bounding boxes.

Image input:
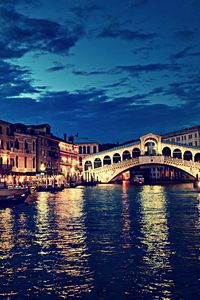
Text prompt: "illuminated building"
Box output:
[[76, 142, 99, 172], [58, 138, 80, 180], [162, 125, 200, 147], [0, 120, 37, 179], [25, 124, 60, 174]]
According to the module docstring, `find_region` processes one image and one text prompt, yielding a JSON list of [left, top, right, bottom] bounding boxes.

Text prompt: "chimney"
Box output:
[[64, 133, 67, 141]]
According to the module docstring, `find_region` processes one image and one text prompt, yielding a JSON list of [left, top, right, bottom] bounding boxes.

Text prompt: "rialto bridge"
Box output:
[[83, 133, 200, 183]]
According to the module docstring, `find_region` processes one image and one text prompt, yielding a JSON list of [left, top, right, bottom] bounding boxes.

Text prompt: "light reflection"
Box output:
[[52, 188, 93, 297], [0, 208, 14, 257], [139, 185, 174, 298], [121, 181, 132, 248], [35, 192, 51, 252]]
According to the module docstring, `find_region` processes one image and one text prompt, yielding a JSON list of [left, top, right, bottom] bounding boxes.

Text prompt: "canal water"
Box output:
[[0, 183, 199, 299]]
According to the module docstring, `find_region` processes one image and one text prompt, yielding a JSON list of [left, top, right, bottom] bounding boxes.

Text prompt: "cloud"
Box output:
[[98, 23, 157, 41], [132, 0, 148, 6], [0, 59, 43, 98], [170, 46, 200, 60], [0, 6, 84, 59], [173, 30, 195, 41], [70, 3, 102, 19], [46, 65, 66, 72], [116, 63, 181, 76], [170, 46, 194, 59]]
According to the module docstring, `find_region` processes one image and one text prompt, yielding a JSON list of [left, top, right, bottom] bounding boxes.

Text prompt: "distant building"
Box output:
[[26, 124, 60, 174], [162, 126, 200, 147], [58, 138, 79, 179], [0, 120, 37, 177], [76, 142, 99, 171]]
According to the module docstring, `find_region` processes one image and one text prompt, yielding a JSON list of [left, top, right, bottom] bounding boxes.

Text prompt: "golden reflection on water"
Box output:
[[0, 208, 14, 258], [35, 192, 51, 252], [122, 181, 132, 248], [139, 185, 174, 298], [35, 188, 94, 298]]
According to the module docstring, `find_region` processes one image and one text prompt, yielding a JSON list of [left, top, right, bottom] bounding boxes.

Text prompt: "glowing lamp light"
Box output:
[[40, 163, 45, 172]]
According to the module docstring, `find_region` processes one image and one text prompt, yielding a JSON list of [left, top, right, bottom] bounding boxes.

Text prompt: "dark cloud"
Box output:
[[173, 30, 195, 41], [46, 65, 66, 72], [132, 46, 155, 54], [0, 59, 43, 98], [0, 7, 84, 59], [70, 3, 102, 19], [131, 0, 148, 6], [116, 63, 181, 76], [98, 23, 157, 41], [170, 46, 194, 59]]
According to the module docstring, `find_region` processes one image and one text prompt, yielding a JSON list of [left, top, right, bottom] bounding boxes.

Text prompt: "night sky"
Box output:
[[0, 0, 200, 143]]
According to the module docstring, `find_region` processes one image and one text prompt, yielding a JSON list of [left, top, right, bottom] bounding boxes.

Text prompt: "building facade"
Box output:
[[76, 142, 99, 171], [26, 124, 60, 174], [162, 126, 200, 147], [58, 138, 80, 180], [0, 120, 37, 184]]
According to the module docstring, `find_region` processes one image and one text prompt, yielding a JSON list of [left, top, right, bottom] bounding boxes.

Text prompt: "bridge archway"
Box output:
[[162, 147, 171, 157], [109, 163, 196, 183], [113, 153, 121, 163], [122, 150, 131, 160], [94, 158, 102, 168], [103, 155, 111, 165], [132, 148, 140, 157], [183, 150, 193, 161], [84, 160, 92, 171], [173, 148, 182, 159], [144, 139, 157, 155], [194, 153, 200, 162]]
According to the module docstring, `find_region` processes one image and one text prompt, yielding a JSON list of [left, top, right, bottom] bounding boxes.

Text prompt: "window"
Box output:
[[10, 158, 15, 167], [93, 146, 97, 153], [79, 146, 82, 154], [188, 142, 193, 146], [188, 134, 192, 139], [24, 157, 27, 168], [87, 146, 90, 154], [33, 141, 35, 152], [195, 141, 198, 146], [0, 140, 4, 149], [33, 157, 35, 169], [195, 133, 197, 138], [176, 137, 180, 142], [24, 140, 28, 150], [0, 126, 2, 134], [15, 139, 19, 149], [6, 127, 9, 135], [16, 156, 18, 168]]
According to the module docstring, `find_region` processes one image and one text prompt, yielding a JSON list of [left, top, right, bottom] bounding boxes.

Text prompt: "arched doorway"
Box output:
[[94, 158, 102, 168], [132, 148, 140, 157], [122, 150, 131, 160], [103, 155, 111, 165], [183, 151, 192, 161], [173, 149, 182, 159], [194, 153, 200, 162], [144, 139, 157, 155], [162, 147, 171, 157], [84, 161, 92, 171], [113, 153, 121, 163]]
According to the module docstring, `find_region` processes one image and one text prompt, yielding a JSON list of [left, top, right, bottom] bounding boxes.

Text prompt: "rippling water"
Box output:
[[0, 183, 199, 299]]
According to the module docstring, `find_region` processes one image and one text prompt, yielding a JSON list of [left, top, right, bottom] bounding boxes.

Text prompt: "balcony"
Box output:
[[0, 164, 12, 172]]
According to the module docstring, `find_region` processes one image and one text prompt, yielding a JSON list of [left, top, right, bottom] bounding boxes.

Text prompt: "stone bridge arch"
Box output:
[[87, 156, 200, 183]]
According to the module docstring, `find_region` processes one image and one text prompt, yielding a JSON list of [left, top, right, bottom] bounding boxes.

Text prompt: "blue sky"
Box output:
[[0, 0, 200, 142]]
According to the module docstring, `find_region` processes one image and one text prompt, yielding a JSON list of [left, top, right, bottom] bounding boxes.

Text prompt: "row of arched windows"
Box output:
[[79, 145, 97, 154], [0, 156, 36, 169], [84, 147, 200, 171]]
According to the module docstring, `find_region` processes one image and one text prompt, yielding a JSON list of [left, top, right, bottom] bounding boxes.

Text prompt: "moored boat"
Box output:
[[0, 187, 30, 203]]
